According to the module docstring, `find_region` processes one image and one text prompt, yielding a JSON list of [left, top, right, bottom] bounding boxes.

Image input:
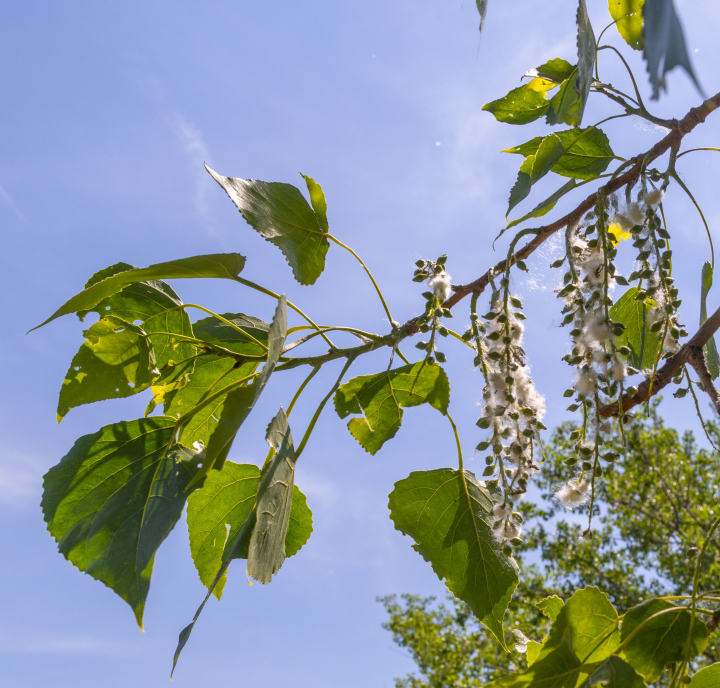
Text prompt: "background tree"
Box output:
[[381, 402, 720, 686]]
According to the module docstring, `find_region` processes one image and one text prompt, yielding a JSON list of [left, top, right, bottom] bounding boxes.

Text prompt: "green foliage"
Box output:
[[609, 0, 645, 50], [33, 253, 246, 331], [187, 461, 312, 598], [483, 80, 555, 125], [334, 361, 450, 455], [58, 316, 157, 420], [609, 287, 661, 371], [42, 417, 197, 628], [388, 468, 519, 648], [508, 134, 565, 214], [206, 166, 330, 285], [689, 663, 720, 688]]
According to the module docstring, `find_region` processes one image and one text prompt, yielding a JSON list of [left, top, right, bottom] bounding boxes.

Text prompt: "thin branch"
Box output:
[[688, 346, 720, 416]]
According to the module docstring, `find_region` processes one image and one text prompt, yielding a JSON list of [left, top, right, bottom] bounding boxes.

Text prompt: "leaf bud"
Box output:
[[477, 417, 491, 429], [412, 274, 425, 282], [510, 538, 523, 547], [564, 458, 577, 466], [563, 388, 575, 398], [674, 387, 688, 398], [594, 465, 602, 477], [582, 461, 593, 471], [484, 454, 494, 465], [550, 258, 565, 268], [437, 255, 447, 265], [461, 330, 473, 341], [421, 291, 433, 300], [426, 356, 435, 365], [415, 341, 428, 350], [482, 465, 495, 476], [438, 327, 449, 337], [567, 404, 579, 412], [415, 259, 425, 268], [433, 264, 444, 274], [486, 479, 499, 490], [516, 260, 528, 272], [419, 324, 430, 333], [435, 351, 447, 363]]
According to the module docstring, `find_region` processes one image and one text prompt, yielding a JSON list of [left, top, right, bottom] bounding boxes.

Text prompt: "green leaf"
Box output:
[[581, 656, 645, 687], [609, 287, 661, 371], [689, 663, 720, 688], [42, 417, 196, 628], [508, 134, 565, 214], [79, 263, 196, 370], [504, 129, 615, 182], [483, 80, 554, 125], [300, 173, 329, 233], [533, 58, 575, 84], [247, 407, 298, 584], [609, 0, 645, 50], [187, 461, 312, 598], [163, 356, 261, 447], [172, 407, 304, 675], [643, 0, 701, 99], [58, 316, 157, 421], [197, 296, 287, 481], [206, 165, 330, 285], [33, 253, 246, 332], [545, 1, 595, 127], [526, 640, 543, 666], [620, 598, 708, 683], [502, 179, 577, 234], [192, 312, 270, 357], [535, 594, 565, 622], [334, 361, 450, 455], [487, 587, 620, 688], [700, 262, 719, 379], [388, 468, 519, 649]]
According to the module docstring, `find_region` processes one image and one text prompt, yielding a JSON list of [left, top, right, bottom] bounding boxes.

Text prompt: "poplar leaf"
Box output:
[[507, 134, 565, 214], [388, 468, 518, 649], [581, 656, 645, 687], [192, 312, 270, 357], [501, 179, 576, 235], [689, 663, 720, 688], [643, 0, 702, 99], [620, 598, 707, 683], [609, 0, 645, 50], [33, 253, 246, 331], [58, 316, 157, 421], [196, 296, 287, 482], [80, 263, 195, 370], [187, 461, 312, 598], [42, 417, 196, 628], [206, 165, 330, 285], [476, 0, 488, 36], [334, 361, 450, 455], [483, 80, 555, 125], [609, 287, 661, 371], [534, 594, 565, 621]]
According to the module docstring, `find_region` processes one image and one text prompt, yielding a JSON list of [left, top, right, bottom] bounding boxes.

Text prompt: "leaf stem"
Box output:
[[670, 171, 715, 270], [233, 276, 337, 349], [447, 413, 463, 472], [327, 234, 395, 324]]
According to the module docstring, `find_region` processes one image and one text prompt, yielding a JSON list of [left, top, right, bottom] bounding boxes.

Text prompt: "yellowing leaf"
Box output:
[[607, 222, 632, 245]]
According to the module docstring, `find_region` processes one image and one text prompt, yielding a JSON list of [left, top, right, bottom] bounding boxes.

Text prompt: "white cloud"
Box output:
[[168, 113, 215, 233], [0, 183, 27, 222]]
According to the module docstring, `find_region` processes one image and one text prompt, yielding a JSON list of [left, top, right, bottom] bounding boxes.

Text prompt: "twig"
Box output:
[[688, 346, 720, 415]]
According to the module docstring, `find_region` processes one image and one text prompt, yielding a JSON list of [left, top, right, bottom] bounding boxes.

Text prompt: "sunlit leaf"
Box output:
[[689, 663, 720, 688], [607, 222, 632, 245], [508, 134, 565, 214], [58, 316, 157, 421], [388, 468, 518, 649], [80, 263, 195, 370], [700, 262, 719, 379], [483, 80, 555, 125], [187, 460, 312, 598], [33, 253, 246, 331], [192, 312, 269, 357], [643, 0, 701, 99], [609, 0, 645, 50], [487, 587, 620, 687], [504, 128, 615, 182], [42, 417, 196, 628], [206, 165, 329, 285], [334, 361, 450, 455], [620, 598, 707, 683], [609, 287, 661, 371], [502, 179, 576, 234], [534, 595, 564, 622], [532, 58, 575, 84]]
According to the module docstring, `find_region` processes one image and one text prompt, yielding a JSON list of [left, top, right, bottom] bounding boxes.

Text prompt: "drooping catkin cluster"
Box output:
[[550, 184, 687, 536], [466, 273, 545, 553], [413, 255, 453, 364]]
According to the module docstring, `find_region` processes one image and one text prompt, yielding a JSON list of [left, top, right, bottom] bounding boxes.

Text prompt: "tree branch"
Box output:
[[599, 305, 720, 417]]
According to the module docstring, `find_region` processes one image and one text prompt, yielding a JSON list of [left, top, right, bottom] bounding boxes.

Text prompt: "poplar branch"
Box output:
[[598, 304, 720, 418]]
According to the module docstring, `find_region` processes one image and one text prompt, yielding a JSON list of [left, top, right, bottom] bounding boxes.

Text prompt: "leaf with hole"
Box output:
[[609, 0, 645, 50], [206, 166, 330, 285], [187, 460, 312, 598], [33, 253, 246, 332], [42, 417, 197, 628], [388, 468, 518, 649], [334, 361, 450, 455], [58, 316, 157, 421]]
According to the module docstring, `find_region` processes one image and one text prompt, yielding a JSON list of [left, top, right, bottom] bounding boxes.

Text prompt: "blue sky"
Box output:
[[2, 1, 720, 686]]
